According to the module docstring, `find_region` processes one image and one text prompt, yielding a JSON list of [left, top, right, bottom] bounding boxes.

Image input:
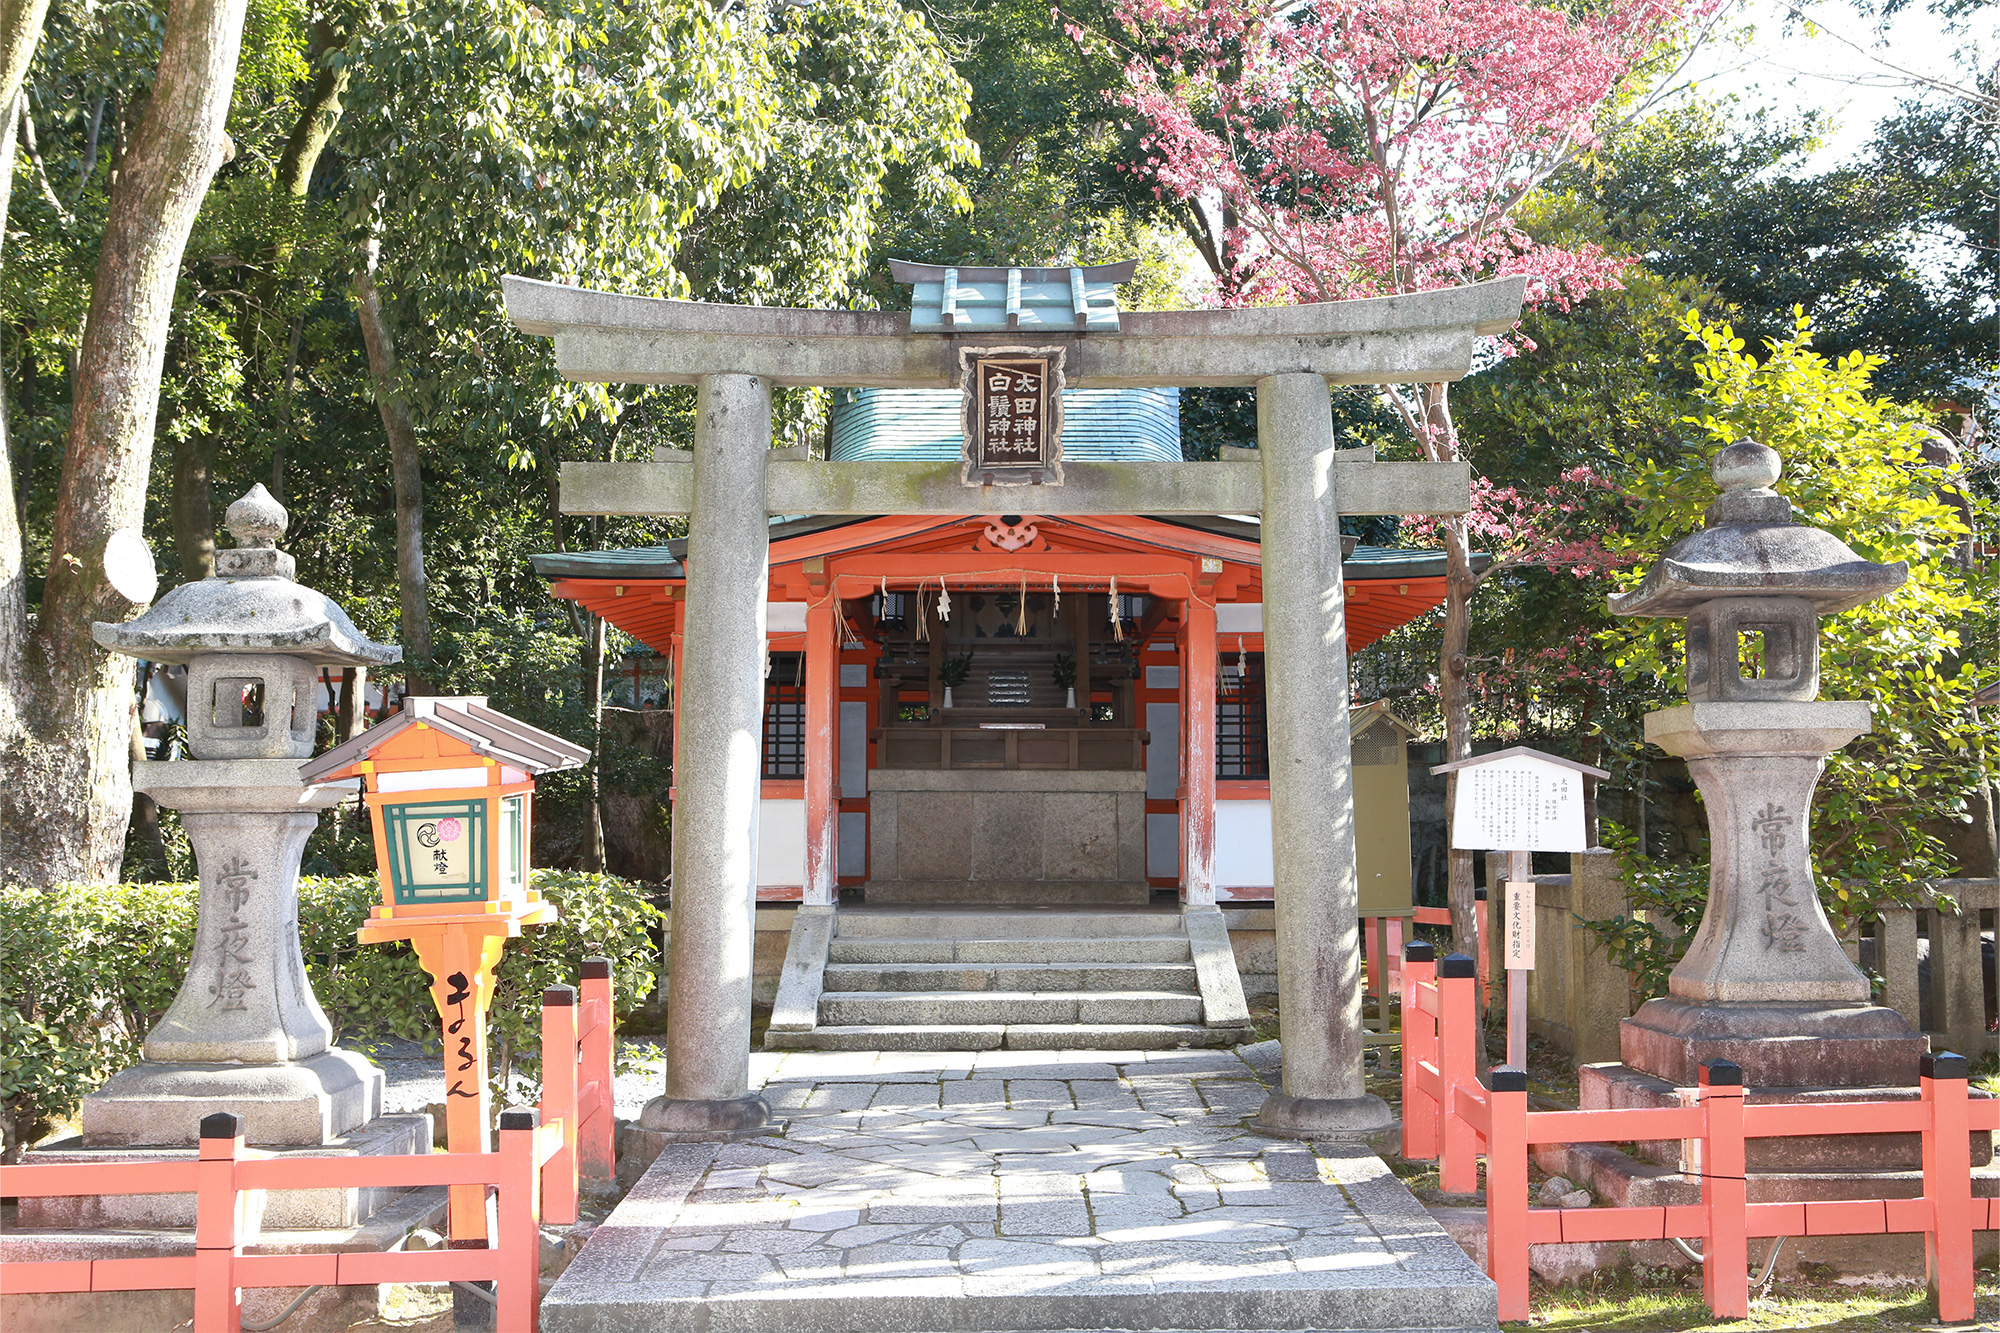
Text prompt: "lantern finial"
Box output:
[[225, 483, 288, 549]]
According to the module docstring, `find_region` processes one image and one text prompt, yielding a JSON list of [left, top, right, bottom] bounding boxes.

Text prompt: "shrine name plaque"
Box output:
[[960, 346, 1065, 487]]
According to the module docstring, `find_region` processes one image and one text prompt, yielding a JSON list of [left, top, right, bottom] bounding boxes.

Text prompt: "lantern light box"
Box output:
[[301, 696, 587, 1244], [304, 696, 586, 922]]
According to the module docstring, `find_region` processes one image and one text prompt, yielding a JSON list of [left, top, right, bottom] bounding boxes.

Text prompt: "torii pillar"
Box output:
[[501, 272, 1522, 1140], [1250, 373, 1390, 1137]]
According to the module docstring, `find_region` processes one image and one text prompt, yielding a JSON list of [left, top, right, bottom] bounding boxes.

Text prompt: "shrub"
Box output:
[[2, 871, 659, 1158]]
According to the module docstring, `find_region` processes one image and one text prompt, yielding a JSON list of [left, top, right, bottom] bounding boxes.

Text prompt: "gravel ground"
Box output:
[[351, 1036, 670, 1122]]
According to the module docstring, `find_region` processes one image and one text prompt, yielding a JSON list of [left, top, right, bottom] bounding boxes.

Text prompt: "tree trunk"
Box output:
[[170, 431, 220, 581], [1, 0, 251, 886], [1, 98, 25, 753], [353, 236, 433, 697], [1412, 381, 1482, 961], [272, 20, 348, 200], [336, 665, 365, 742], [0, 0, 53, 134], [583, 611, 607, 872]]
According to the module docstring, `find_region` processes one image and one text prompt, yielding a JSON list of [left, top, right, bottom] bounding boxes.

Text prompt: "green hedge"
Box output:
[[2, 871, 659, 1159]]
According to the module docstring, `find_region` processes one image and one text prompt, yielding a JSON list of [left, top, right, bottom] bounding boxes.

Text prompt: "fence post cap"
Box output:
[[544, 984, 579, 1006], [1921, 1052, 1969, 1082], [1439, 952, 1477, 979], [1474, 887, 1488, 902], [1488, 1066, 1529, 1093], [1404, 940, 1436, 963], [199, 1111, 243, 1140], [499, 1109, 540, 1131], [1700, 1060, 1744, 1086], [581, 958, 613, 979]]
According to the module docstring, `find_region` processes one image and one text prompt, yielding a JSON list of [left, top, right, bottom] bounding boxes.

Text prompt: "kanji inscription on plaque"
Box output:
[[960, 346, 1065, 486]]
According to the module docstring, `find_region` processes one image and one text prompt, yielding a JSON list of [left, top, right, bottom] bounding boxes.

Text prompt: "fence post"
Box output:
[[580, 957, 616, 1190], [194, 1111, 246, 1333], [541, 984, 580, 1227], [1402, 942, 1438, 1161], [497, 1109, 544, 1333], [1921, 1052, 1974, 1323], [1439, 952, 1481, 1195], [1699, 1061, 1747, 1319], [1486, 1066, 1532, 1322]]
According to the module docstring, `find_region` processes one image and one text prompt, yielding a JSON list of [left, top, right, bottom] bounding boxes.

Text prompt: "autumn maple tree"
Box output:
[[1082, 0, 1719, 948]]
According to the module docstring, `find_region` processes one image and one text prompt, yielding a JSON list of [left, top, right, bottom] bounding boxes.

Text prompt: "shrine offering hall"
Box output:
[[536, 489, 1441, 911]]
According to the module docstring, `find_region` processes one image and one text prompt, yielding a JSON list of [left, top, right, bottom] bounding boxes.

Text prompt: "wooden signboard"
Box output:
[[960, 346, 1065, 486]]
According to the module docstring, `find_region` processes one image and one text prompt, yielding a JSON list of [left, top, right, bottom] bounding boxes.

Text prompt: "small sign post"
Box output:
[[1431, 747, 1609, 1071]]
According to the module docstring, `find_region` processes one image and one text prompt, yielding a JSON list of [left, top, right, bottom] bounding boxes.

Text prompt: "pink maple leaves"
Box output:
[[1086, 0, 1712, 310]]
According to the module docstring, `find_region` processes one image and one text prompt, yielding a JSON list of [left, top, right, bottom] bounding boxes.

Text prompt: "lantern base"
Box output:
[[637, 1092, 774, 1141], [80, 1047, 384, 1147], [1620, 997, 1929, 1089]]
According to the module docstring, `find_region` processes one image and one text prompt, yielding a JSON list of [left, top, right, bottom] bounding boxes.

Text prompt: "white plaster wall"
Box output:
[[757, 798, 807, 887], [1215, 799, 1274, 888], [1216, 603, 1263, 634], [766, 602, 808, 633]]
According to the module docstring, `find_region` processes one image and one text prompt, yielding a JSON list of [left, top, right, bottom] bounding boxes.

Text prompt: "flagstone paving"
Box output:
[[541, 1042, 1498, 1333]]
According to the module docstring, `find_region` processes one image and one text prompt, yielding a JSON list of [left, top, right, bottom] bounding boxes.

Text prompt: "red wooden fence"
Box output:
[[0, 1109, 561, 1331], [0, 960, 620, 1332], [539, 956, 617, 1225], [1400, 942, 1998, 1324]]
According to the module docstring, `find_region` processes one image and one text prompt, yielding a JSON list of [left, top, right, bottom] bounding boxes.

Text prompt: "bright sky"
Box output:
[[1670, 0, 1988, 171]]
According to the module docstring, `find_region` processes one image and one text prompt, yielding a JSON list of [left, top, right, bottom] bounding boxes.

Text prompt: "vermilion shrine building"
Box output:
[[535, 400, 1445, 910]]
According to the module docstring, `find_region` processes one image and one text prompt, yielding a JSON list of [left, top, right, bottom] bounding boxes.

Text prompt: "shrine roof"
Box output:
[[828, 388, 1181, 464], [529, 520, 1477, 584]]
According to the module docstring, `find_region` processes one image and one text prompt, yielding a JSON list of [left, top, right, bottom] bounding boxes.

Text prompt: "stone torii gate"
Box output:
[[502, 272, 1526, 1142]]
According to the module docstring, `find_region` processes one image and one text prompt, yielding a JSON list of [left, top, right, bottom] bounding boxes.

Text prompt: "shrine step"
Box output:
[[861, 880, 1153, 907], [822, 962, 1198, 993], [818, 990, 1207, 1027], [832, 910, 1184, 939], [828, 935, 1193, 965], [762, 1023, 1238, 1051]]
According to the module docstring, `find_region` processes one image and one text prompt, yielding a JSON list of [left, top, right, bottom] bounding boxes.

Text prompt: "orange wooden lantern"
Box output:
[[302, 697, 587, 1240]]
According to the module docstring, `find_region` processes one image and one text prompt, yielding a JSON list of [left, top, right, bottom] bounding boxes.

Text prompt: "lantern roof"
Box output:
[[1608, 442, 1907, 619], [301, 696, 589, 784], [94, 485, 402, 668]]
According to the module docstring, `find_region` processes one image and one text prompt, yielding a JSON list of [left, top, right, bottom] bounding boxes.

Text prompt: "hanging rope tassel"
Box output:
[[1016, 574, 1028, 636], [915, 582, 929, 642], [1108, 576, 1124, 642]]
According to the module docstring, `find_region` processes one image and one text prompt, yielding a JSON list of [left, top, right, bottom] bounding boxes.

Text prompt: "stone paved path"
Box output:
[[543, 1042, 1497, 1333]]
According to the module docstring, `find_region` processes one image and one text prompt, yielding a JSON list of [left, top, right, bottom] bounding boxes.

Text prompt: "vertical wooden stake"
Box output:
[[1401, 943, 1439, 1161], [1485, 1067, 1532, 1322], [1700, 1060, 1748, 1319], [1921, 1052, 1974, 1323], [193, 1111, 245, 1333], [1439, 954, 1481, 1194]]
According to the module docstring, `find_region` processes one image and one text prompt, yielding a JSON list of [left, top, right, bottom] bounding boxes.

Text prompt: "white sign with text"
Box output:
[[1450, 754, 1588, 852], [1504, 880, 1537, 970]]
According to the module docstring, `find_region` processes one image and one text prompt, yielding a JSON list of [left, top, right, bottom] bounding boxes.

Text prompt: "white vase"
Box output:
[[944, 687, 954, 709], [1066, 687, 1076, 709]]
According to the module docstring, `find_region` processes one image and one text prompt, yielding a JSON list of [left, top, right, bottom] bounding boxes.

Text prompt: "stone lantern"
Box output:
[[1607, 440, 1927, 1086], [83, 485, 403, 1146]]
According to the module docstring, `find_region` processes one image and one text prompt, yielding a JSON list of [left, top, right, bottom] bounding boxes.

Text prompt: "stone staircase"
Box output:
[[764, 907, 1253, 1051]]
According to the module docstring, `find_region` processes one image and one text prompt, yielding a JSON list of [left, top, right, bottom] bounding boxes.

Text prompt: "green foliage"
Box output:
[[1603, 309, 1995, 915], [939, 651, 974, 689], [1051, 652, 1077, 690], [1578, 821, 1709, 1002], [0, 871, 659, 1157], [0, 882, 198, 1159]]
